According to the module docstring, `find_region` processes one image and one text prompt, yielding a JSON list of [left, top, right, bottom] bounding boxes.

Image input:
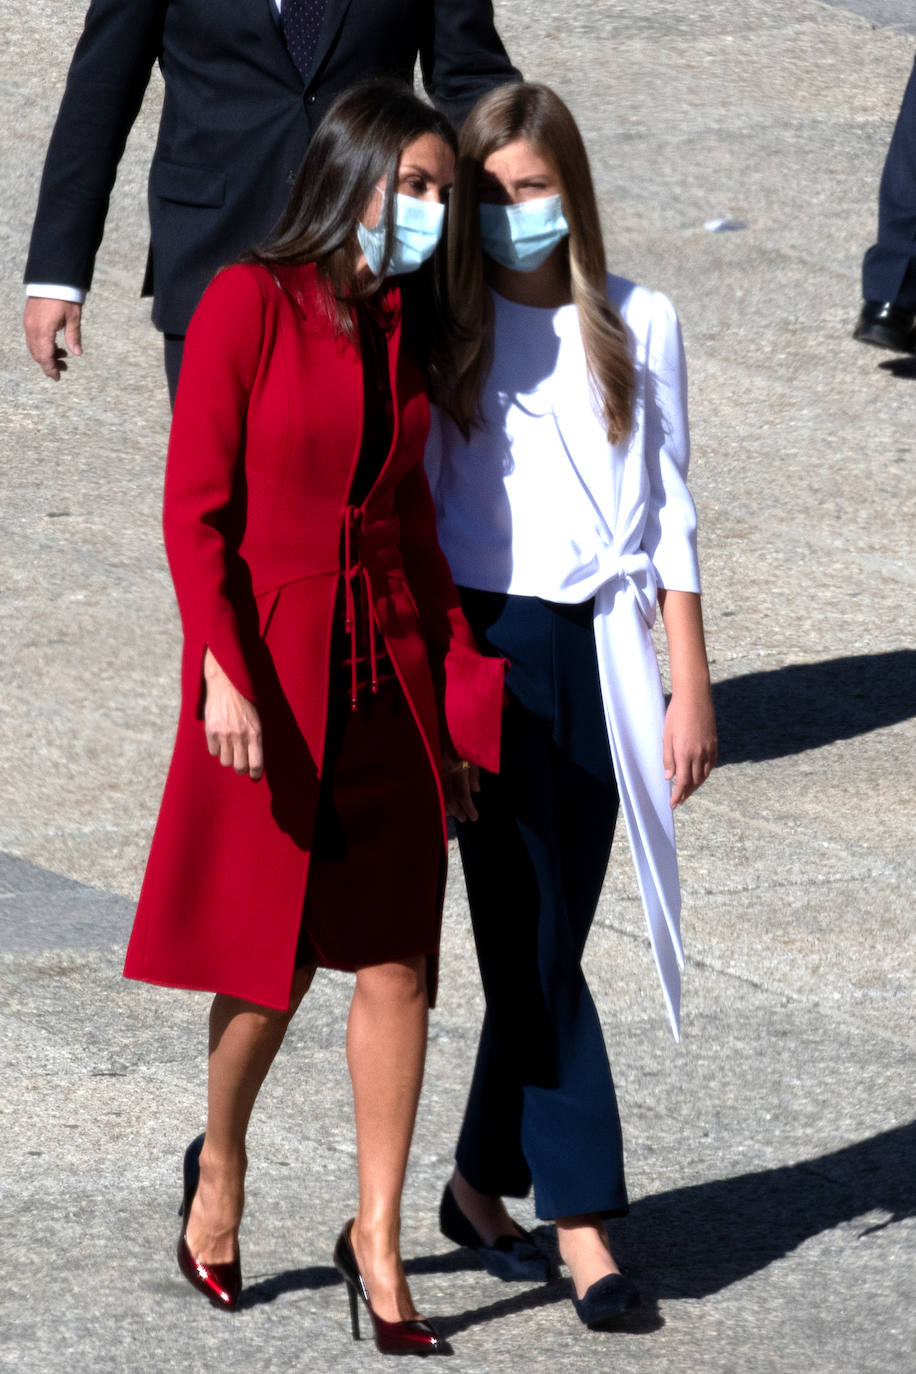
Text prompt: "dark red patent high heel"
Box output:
[[176, 1133, 242, 1310], [333, 1220, 440, 1356]]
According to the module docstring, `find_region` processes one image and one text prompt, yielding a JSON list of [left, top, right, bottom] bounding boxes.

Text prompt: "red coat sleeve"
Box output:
[[394, 461, 505, 773], [163, 265, 268, 707]]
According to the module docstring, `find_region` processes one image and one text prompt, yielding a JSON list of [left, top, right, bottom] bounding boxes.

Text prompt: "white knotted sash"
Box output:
[[592, 552, 684, 1041]]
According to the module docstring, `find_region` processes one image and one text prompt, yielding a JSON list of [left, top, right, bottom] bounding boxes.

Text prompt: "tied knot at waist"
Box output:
[[599, 550, 659, 628], [343, 505, 400, 710]]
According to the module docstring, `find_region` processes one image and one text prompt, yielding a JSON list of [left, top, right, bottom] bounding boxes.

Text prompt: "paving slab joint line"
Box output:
[[684, 870, 902, 898], [593, 919, 816, 1006]]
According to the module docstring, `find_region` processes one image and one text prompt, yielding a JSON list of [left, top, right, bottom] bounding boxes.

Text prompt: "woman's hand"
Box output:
[[657, 589, 717, 807], [663, 683, 717, 807], [442, 751, 480, 822], [203, 648, 264, 781]]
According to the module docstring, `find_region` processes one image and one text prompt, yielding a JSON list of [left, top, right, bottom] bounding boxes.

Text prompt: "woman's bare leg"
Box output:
[[347, 955, 429, 1323], [556, 1213, 621, 1297], [185, 962, 316, 1263]]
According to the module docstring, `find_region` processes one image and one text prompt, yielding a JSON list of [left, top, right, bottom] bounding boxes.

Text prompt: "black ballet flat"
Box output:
[[571, 1271, 641, 1327], [439, 1184, 552, 1283]]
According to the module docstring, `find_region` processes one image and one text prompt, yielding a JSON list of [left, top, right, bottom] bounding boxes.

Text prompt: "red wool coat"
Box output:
[[124, 263, 504, 1009]]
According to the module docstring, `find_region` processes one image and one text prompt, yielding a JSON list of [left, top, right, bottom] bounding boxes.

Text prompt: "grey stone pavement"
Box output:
[[1, 2, 914, 1370]]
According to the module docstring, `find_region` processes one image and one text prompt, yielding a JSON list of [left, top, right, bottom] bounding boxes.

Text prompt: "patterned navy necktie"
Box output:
[[281, 0, 327, 83]]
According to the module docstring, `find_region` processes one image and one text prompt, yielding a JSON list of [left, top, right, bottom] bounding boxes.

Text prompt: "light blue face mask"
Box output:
[[357, 192, 445, 278], [478, 194, 570, 272]]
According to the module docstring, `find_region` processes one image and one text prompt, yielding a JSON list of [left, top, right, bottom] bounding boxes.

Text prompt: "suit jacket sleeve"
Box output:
[[24, 0, 167, 290], [395, 461, 505, 772], [163, 265, 268, 709], [419, 0, 521, 126]]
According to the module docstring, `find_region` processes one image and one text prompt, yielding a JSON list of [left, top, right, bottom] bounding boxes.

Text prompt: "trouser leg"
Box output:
[[455, 681, 627, 1221], [862, 56, 916, 309], [163, 333, 185, 408]]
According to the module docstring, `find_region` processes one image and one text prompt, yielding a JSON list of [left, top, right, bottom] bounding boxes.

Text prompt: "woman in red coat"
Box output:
[[123, 81, 504, 1354]]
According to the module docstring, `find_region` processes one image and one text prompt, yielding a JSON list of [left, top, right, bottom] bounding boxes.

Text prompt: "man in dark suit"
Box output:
[[23, 0, 519, 399], [854, 53, 916, 355]]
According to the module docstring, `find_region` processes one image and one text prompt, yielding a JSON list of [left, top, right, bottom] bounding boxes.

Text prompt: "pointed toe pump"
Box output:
[[571, 1271, 641, 1327], [176, 1133, 242, 1310], [439, 1183, 552, 1283], [333, 1221, 440, 1356]]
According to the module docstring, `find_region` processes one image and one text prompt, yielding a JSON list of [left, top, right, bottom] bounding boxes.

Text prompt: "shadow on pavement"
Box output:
[[878, 356, 916, 379], [713, 650, 916, 763], [239, 1122, 914, 1336], [619, 1119, 915, 1300], [430, 1279, 664, 1339]]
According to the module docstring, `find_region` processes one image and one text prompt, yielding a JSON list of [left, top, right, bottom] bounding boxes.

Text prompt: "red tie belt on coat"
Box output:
[[342, 504, 381, 711]]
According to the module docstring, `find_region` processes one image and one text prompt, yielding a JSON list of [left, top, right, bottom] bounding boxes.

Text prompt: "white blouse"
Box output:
[[425, 276, 702, 1040]]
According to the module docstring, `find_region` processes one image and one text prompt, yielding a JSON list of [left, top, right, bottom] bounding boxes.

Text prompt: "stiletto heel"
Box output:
[[346, 1277, 360, 1339], [332, 1220, 440, 1356], [176, 1133, 242, 1310]]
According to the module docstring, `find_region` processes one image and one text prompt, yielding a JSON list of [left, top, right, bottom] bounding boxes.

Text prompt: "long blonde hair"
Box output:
[[445, 83, 634, 444]]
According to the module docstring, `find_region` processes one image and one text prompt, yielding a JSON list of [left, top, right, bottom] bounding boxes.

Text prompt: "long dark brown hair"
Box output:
[[246, 79, 457, 392], [444, 83, 635, 443]]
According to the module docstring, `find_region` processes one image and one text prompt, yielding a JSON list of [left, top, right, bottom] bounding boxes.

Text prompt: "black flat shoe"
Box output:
[[571, 1271, 641, 1328], [176, 1133, 242, 1310], [439, 1184, 552, 1283], [854, 301, 916, 353], [333, 1220, 441, 1356]]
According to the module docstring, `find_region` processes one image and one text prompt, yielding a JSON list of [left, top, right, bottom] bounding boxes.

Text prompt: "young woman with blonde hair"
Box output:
[[425, 82, 717, 1327]]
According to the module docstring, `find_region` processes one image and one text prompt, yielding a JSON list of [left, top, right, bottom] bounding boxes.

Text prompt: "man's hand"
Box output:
[[24, 298, 83, 380]]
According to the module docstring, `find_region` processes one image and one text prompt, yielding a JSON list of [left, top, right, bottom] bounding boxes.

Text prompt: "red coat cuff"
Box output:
[[443, 645, 506, 775]]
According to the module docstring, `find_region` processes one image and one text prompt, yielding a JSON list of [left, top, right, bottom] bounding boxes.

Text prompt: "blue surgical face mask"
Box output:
[[478, 194, 569, 272], [357, 192, 445, 278]]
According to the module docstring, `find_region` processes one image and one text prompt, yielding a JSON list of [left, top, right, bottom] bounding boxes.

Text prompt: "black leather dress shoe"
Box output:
[[439, 1184, 552, 1282], [853, 301, 916, 353], [571, 1271, 641, 1327]]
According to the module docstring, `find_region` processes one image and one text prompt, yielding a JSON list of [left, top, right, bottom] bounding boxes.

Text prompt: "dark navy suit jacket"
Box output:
[[24, 0, 519, 334]]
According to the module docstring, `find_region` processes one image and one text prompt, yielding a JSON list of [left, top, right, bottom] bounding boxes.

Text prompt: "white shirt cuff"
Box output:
[[26, 284, 87, 304]]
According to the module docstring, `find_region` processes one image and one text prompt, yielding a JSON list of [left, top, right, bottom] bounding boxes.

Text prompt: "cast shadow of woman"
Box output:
[[239, 1121, 914, 1339], [712, 649, 916, 764]]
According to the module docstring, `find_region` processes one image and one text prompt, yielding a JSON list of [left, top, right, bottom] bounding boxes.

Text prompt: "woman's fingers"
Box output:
[[203, 654, 264, 780], [663, 733, 676, 782], [441, 755, 480, 822], [454, 769, 479, 822], [232, 734, 251, 775], [206, 723, 263, 776], [669, 740, 716, 807], [664, 686, 717, 806], [669, 769, 689, 808], [247, 732, 264, 781]]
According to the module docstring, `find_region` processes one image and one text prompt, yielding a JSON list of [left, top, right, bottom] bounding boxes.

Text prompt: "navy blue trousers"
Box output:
[[862, 54, 916, 310], [164, 333, 185, 407], [454, 590, 628, 1221]]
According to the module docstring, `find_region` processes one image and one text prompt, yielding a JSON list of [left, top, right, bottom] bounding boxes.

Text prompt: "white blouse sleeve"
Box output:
[[640, 293, 702, 593]]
